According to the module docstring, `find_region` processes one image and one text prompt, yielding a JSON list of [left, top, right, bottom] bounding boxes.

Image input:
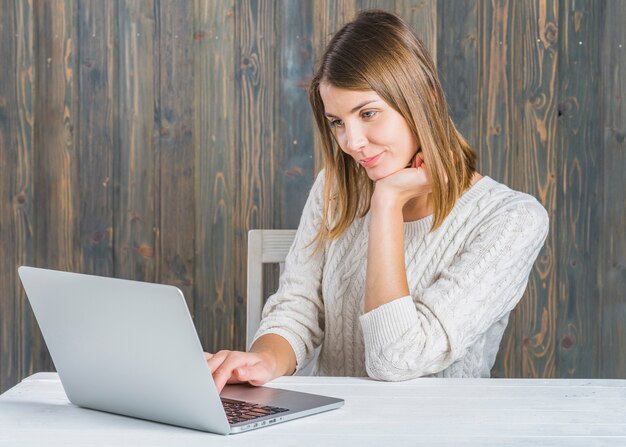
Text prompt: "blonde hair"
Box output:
[[308, 10, 477, 248]]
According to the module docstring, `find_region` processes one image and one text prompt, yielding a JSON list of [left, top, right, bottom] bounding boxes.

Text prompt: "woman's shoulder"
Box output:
[[301, 168, 325, 195], [466, 176, 549, 235], [479, 176, 547, 214], [297, 169, 328, 223]]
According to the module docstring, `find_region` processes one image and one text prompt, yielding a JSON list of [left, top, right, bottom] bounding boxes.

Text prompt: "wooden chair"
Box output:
[[246, 229, 317, 375]]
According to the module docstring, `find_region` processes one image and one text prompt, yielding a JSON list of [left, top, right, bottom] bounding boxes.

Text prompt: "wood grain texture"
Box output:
[[277, 0, 315, 231], [437, 0, 479, 148], [357, 0, 395, 13], [192, 1, 236, 353], [0, 0, 34, 393], [77, 0, 114, 277], [555, 0, 603, 378], [477, 0, 519, 376], [234, 0, 278, 351], [261, 0, 317, 305], [395, 0, 437, 62], [599, 0, 626, 378], [511, 0, 558, 378], [115, 0, 157, 283], [32, 0, 80, 377], [157, 0, 195, 310], [477, 0, 515, 181], [313, 0, 357, 58], [2, 0, 626, 393]]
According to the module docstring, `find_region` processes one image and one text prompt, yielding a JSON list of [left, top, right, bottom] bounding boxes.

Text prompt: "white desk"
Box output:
[[1, 373, 625, 446]]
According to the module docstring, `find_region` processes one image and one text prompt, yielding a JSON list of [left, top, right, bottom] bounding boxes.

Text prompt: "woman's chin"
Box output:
[[363, 172, 374, 181], [364, 165, 403, 182], [364, 169, 384, 182]]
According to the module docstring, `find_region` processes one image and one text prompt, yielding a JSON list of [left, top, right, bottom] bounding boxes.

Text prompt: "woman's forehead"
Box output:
[[320, 84, 384, 116]]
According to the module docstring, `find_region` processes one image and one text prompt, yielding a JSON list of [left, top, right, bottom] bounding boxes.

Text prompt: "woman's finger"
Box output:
[[226, 366, 251, 385], [213, 353, 273, 393], [228, 362, 273, 388], [243, 363, 274, 387], [205, 350, 230, 373], [213, 353, 255, 393]]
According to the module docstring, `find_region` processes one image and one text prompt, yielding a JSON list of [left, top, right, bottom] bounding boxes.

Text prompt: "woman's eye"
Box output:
[[362, 110, 377, 119], [329, 119, 343, 128]]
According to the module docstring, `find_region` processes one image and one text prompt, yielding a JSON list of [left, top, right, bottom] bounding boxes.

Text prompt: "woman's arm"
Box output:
[[364, 196, 410, 313], [361, 198, 549, 381], [365, 154, 431, 312]]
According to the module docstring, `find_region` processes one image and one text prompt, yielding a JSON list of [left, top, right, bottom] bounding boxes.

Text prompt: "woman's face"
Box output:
[[319, 83, 419, 181]]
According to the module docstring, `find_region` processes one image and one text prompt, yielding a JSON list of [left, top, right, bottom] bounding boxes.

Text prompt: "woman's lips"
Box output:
[[359, 152, 384, 168]]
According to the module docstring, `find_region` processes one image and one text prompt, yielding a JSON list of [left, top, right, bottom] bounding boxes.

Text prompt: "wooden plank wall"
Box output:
[[1, 0, 624, 392]]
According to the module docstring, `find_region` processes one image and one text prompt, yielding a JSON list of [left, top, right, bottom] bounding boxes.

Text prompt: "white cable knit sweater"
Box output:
[[253, 170, 549, 380]]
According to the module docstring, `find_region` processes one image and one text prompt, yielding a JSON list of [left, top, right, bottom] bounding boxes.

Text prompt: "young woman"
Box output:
[[206, 10, 549, 393]]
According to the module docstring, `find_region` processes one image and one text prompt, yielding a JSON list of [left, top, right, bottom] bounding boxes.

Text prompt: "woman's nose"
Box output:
[[343, 124, 367, 152]]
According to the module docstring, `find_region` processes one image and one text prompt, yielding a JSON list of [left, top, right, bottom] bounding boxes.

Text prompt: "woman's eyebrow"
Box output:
[[324, 99, 382, 118]]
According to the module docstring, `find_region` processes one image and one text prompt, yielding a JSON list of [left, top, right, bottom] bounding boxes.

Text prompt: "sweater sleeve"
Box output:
[[251, 170, 327, 372], [359, 198, 549, 381]]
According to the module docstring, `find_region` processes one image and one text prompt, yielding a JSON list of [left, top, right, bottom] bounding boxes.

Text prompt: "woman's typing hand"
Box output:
[[204, 350, 277, 394], [204, 334, 297, 394]]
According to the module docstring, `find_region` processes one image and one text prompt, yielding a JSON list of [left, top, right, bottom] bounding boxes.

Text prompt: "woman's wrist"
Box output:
[[370, 188, 406, 214], [255, 349, 281, 377], [250, 334, 297, 378]]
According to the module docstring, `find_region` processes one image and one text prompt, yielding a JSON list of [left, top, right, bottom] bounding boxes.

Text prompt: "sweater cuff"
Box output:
[[251, 328, 307, 375], [359, 296, 417, 352]]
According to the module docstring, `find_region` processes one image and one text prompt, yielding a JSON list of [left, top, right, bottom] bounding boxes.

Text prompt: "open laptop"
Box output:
[[17, 266, 343, 435]]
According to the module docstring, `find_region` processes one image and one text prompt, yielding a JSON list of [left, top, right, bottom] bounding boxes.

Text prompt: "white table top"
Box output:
[[1, 373, 626, 446]]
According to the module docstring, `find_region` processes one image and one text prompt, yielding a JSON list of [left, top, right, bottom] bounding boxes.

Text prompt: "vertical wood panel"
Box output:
[[555, 0, 603, 378], [192, 1, 236, 352], [77, 0, 115, 277], [511, 0, 558, 378], [115, 0, 157, 282], [3, 0, 626, 393], [396, 0, 437, 61], [265, 0, 317, 302], [357, 1, 396, 16], [437, 0, 479, 148], [477, 0, 515, 180], [0, 0, 34, 392], [234, 0, 278, 350], [157, 1, 195, 309], [277, 0, 315, 231], [477, 0, 519, 376], [599, 0, 626, 378], [313, 0, 357, 58], [32, 0, 79, 376]]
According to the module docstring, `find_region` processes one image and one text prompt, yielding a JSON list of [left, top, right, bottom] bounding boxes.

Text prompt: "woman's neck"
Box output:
[[402, 194, 432, 222]]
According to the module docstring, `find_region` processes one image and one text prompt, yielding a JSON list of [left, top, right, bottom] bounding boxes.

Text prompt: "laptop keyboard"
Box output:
[[221, 397, 289, 424]]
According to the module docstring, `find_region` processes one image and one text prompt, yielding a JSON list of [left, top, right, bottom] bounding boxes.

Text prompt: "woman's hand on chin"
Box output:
[[371, 151, 431, 208]]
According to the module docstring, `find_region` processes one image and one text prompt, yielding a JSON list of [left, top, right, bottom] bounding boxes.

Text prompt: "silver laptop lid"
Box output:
[[18, 266, 231, 434]]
